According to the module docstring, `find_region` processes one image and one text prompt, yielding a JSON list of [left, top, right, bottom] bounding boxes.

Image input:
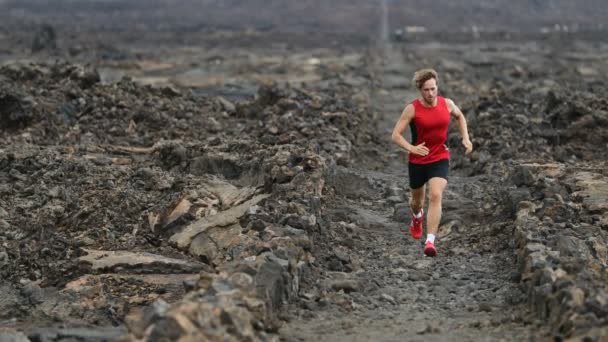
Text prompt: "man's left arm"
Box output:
[[446, 98, 473, 155]]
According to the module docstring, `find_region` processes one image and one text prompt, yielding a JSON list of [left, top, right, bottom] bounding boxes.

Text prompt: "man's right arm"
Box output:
[[391, 104, 429, 156], [391, 104, 414, 152]]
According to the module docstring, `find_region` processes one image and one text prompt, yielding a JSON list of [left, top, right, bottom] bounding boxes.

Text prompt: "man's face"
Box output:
[[420, 78, 438, 104]]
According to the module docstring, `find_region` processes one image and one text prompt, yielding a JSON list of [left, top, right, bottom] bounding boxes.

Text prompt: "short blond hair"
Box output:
[[412, 69, 438, 89]]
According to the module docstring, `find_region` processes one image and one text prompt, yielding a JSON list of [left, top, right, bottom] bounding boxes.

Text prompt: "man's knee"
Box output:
[[429, 191, 443, 203]]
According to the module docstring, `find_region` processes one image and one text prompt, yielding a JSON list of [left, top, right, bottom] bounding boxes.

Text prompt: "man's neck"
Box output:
[[420, 97, 437, 107]]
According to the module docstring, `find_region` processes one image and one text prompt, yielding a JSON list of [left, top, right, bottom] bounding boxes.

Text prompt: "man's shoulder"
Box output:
[[441, 97, 455, 111], [407, 99, 419, 109], [402, 102, 416, 117]]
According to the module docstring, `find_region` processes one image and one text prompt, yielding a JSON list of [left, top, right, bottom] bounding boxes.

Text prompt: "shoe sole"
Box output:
[[424, 247, 437, 257]]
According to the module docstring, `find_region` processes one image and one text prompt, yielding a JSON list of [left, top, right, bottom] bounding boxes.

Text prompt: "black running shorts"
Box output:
[[408, 159, 449, 189]]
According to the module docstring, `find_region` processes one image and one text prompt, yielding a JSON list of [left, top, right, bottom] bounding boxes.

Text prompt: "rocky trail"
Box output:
[[279, 178, 534, 341]]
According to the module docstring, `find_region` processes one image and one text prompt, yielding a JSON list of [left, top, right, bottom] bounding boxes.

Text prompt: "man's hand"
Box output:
[[409, 142, 429, 156], [462, 138, 473, 155]]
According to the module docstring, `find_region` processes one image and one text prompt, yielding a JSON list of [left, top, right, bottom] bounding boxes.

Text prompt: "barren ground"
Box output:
[[0, 1, 607, 341]]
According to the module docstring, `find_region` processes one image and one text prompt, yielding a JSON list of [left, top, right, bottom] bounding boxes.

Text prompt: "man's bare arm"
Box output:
[[446, 98, 473, 154], [391, 104, 429, 156]]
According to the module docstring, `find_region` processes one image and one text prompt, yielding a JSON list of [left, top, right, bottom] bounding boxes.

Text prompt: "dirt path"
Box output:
[[279, 37, 539, 341], [279, 180, 534, 341]]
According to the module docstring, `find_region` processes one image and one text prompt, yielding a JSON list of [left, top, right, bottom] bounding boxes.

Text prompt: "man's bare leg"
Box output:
[[410, 184, 425, 215], [408, 184, 426, 239], [426, 177, 448, 236]]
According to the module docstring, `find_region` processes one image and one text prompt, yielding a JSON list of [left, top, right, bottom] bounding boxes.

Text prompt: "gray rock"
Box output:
[[479, 302, 493, 312], [330, 280, 360, 293], [511, 165, 537, 187], [255, 258, 286, 311], [515, 114, 529, 125], [77, 249, 205, 273], [554, 235, 589, 259], [386, 196, 402, 204], [416, 322, 441, 334], [379, 293, 396, 305], [0, 330, 30, 342], [20, 282, 52, 305], [587, 237, 607, 264], [229, 272, 254, 291], [392, 203, 410, 222], [327, 166, 376, 199], [127, 299, 170, 338], [0, 250, 8, 265], [408, 271, 431, 282], [411, 259, 433, 270], [506, 188, 532, 215], [572, 172, 608, 212], [188, 233, 218, 263], [218, 95, 236, 113], [0, 284, 22, 319], [28, 327, 127, 342], [170, 194, 269, 249]]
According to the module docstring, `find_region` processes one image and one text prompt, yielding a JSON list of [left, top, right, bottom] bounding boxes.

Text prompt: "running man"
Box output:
[[391, 69, 473, 257]]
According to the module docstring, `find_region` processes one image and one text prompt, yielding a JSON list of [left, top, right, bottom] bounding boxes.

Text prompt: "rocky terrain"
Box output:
[[0, 1, 607, 341]]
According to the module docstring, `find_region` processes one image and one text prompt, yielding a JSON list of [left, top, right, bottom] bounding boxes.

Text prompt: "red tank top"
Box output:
[[408, 96, 451, 164]]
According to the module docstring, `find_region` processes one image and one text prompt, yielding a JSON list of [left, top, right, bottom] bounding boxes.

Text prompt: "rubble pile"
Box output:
[[0, 61, 379, 340], [508, 162, 608, 338], [455, 75, 608, 338], [449, 81, 608, 175]]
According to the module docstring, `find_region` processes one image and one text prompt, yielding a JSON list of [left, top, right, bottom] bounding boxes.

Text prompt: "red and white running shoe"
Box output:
[[424, 241, 437, 257], [410, 209, 423, 240]]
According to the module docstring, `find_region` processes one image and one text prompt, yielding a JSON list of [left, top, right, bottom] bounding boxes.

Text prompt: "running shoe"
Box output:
[[410, 209, 423, 240], [424, 241, 437, 257]]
